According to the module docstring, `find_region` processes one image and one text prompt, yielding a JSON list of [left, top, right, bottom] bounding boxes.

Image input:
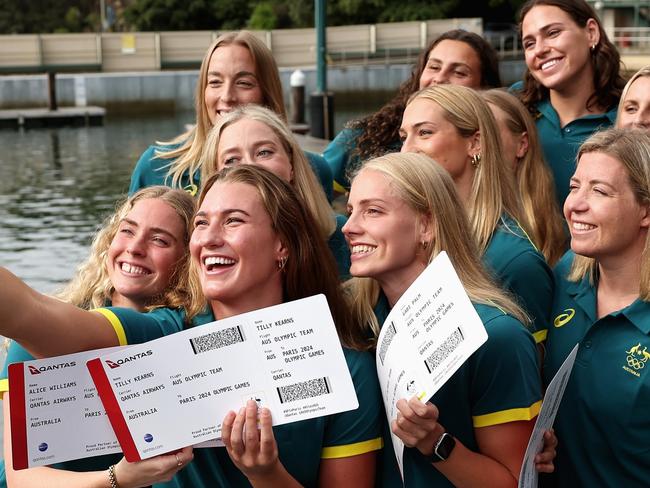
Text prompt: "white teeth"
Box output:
[[204, 256, 236, 266], [351, 245, 376, 254], [121, 263, 149, 275], [541, 59, 559, 70], [572, 222, 596, 231]]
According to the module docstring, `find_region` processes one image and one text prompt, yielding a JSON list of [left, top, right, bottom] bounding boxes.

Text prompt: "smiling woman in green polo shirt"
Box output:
[[400, 84, 554, 344], [545, 129, 650, 485], [344, 152, 543, 487], [514, 0, 625, 209]]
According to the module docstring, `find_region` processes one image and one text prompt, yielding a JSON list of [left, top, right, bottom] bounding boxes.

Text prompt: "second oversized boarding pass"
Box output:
[[87, 294, 359, 462]]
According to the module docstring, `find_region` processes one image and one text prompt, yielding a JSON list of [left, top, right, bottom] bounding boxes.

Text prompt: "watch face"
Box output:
[[434, 433, 456, 461]]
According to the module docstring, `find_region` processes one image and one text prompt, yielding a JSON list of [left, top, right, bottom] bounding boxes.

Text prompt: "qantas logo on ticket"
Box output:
[[28, 361, 77, 375], [106, 350, 153, 369]]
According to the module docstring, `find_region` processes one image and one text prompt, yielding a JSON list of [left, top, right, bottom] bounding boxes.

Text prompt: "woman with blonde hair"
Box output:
[[400, 84, 553, 342], [198, 105, 350, 277], [0, 165, 382, 487], [343, 152, 542, 486], [482, 89, 566, 266], [546, 129, 650, 485], [616, 65, 650, 131], [129, 31, 333, 200], [2, 186, 196, 487]]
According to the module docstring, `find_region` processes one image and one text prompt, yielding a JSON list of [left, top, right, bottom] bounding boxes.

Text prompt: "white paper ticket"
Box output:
[[376, 252, 488, 476], [87, 295, 358, 461], [8, 346, 125, 469]]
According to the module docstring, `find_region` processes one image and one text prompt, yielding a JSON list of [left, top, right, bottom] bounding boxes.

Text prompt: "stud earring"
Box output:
[[470, 153, 481, 168], [421, 241, 429, 250]]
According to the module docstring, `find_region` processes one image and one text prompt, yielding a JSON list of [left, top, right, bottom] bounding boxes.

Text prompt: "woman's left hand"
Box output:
[[222, 399, 280, 481], [392, 396, 445, 456], [534, 428, 557, 473]]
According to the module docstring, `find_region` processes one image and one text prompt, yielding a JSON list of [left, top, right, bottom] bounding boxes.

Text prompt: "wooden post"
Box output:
[[47, 72, 58, 111]]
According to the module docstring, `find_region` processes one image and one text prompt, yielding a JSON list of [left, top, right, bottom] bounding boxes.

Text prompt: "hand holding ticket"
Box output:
[[88, 294, 359, 462], [375, 252, 488, 475]]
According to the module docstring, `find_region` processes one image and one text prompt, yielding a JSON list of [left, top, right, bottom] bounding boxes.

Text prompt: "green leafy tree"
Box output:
[[248, 2, 278, 30]]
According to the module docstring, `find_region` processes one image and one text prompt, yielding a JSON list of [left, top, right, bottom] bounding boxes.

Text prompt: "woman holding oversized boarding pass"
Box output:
[[343, 152, 545, 487], [0, 165, 382, 487]]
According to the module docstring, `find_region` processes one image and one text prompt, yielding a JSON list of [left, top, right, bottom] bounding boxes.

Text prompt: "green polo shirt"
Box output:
[[510, 82, 617, 208], [97, 306, 383, 487], [129, 144, 335, 202], [373, 294, 542, 487], [483, 215, 554, 342], [544, 252, 650, 486], [323, 127, 402, 192]]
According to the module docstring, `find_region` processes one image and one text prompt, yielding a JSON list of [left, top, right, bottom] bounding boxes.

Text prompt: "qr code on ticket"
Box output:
[[189, 326, 245, 354], [276, 377, 331, 404]]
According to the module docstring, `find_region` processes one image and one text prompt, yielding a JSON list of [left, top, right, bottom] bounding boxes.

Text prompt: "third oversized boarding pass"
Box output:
[[87, 294, 359, 462]]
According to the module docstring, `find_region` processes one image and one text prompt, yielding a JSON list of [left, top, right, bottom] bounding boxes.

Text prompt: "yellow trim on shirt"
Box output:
[[0, 378, 8, 394], [472, 400, 542, 428], [533, 329, 548, 344], [333, 180, 348, 195], [321, 437, 384, 459], [92, 308, 128, 346]]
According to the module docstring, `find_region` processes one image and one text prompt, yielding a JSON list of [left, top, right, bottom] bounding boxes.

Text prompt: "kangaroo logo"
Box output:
[[28, 365, 41, 375], [625, 343, 650, 371], [554, 308, 575, 328], [106, 359, 120, 369]]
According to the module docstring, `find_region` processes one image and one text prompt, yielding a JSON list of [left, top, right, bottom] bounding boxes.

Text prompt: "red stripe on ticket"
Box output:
[[8, 363, 28, 470], [87, 358, 141, 462]]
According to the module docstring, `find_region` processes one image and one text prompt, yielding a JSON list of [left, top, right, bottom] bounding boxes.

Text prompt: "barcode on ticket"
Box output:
[[424, 327, 464, 373], [189, 326, 245, 354], [276, 377, 331, 404], [378, 321, 397, 366]]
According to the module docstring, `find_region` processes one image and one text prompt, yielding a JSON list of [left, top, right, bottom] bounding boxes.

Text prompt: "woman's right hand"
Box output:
[[112, 446, 193, 488]]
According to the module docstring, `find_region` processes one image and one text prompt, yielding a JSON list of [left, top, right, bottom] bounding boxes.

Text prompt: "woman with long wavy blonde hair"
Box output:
[[57, 186, 195, 310], [343, 152, 542, 486], [483, 89, 566, 266], [1, 186, 196, 488], [401, 84, 553, 342]]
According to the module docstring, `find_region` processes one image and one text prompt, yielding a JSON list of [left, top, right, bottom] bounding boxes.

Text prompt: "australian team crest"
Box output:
[[623, 343, 650, 377]]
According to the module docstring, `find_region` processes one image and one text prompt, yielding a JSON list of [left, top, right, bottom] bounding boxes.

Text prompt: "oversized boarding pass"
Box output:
[[8, 347, 126, 469], [376, 252, 488, 476], [87, 294, 359, 462]]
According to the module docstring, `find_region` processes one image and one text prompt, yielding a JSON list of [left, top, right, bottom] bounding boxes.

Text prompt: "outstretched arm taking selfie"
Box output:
[[0, 268, 120, 358]]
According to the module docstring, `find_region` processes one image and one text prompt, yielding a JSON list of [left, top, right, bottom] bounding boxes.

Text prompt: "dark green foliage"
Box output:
[[0, 0, 524, 34]]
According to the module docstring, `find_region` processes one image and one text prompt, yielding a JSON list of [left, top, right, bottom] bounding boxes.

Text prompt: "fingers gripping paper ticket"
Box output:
[[87, 294, 359, 462], [376, 252, 488, 476]]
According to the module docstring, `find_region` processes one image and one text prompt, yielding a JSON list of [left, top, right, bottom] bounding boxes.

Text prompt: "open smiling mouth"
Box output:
[[351, 244, 376, 255], [204, 256, 237, 272], [119, 262, 151, 276]]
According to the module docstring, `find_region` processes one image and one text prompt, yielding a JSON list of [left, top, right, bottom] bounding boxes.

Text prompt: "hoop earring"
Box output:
[[470, 153, 481, 168], [278, 256, 288, 270]]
